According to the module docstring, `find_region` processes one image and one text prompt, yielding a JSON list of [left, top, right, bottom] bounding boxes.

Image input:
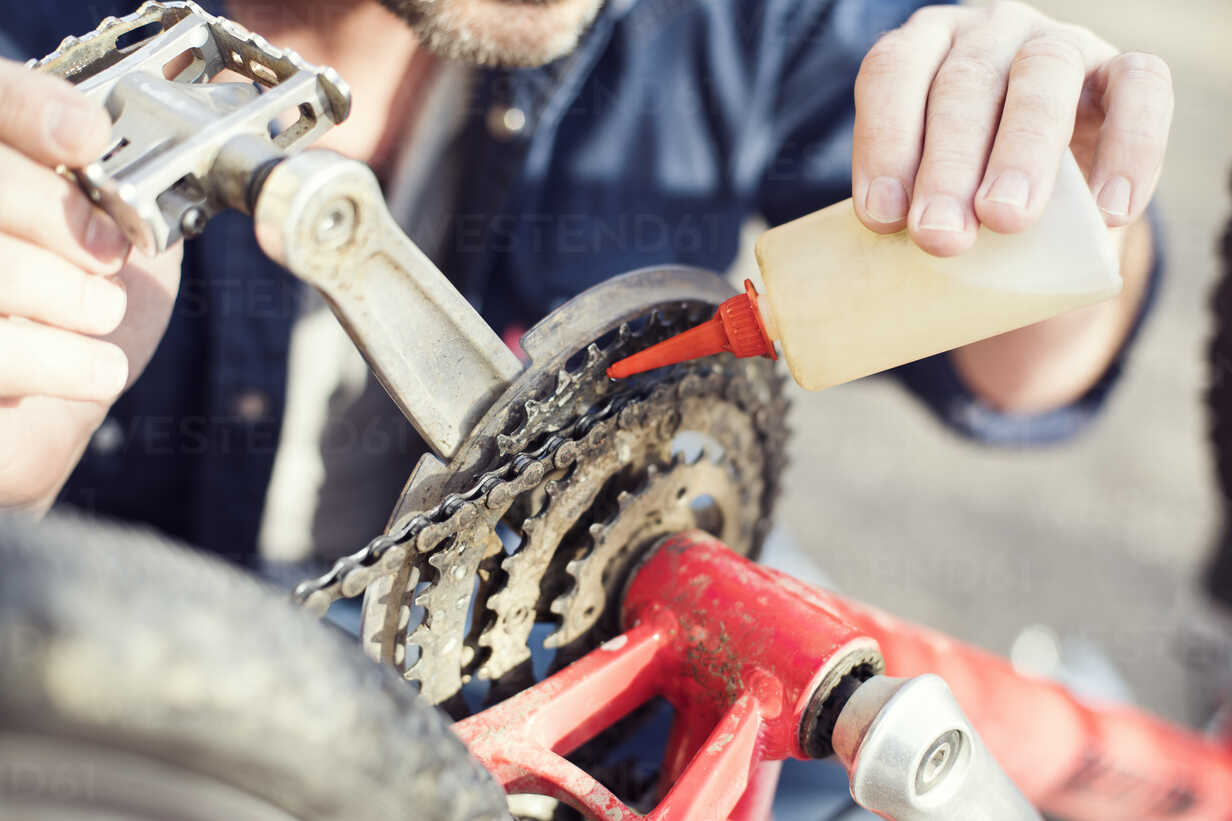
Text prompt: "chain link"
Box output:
[[291, 390, 643, 615]]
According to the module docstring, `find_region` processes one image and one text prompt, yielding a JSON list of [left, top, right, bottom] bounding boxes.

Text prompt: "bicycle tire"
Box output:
[[1206, 173, 1232, 606], [0, 512, 510, 821]]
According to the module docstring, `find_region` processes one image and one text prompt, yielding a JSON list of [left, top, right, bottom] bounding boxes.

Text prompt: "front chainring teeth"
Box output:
[[476, 412, 661, 680], [546, 452, 760, 649], [495, 301, 716, 459], [396, 528, 491, 701], [403, 360, 778, 702], [493, 361, 776, 702], [496, 317, 654, 457], [474, 549, 548, 680], [330, 295, 786, 707]]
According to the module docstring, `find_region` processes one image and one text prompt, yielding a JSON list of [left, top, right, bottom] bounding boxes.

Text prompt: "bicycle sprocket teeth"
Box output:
[[492, 313, 685, 457], [544, 450, 758, 651], [296, 278, 785, 708], [483, 356, 780, 701]]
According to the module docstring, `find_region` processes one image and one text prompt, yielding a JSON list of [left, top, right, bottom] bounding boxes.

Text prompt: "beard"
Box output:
[[377, 0, 608, 67]]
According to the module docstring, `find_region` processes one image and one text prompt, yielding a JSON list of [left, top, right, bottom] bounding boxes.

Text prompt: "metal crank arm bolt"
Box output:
[[832, 674, 1044, 821]]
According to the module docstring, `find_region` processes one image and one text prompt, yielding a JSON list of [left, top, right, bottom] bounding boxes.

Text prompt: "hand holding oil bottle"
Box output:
[[610, 152, 1121, 391]]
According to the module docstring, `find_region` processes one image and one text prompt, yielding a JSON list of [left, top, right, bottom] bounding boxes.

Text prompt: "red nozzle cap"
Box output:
[[607, 279, 776, 379]]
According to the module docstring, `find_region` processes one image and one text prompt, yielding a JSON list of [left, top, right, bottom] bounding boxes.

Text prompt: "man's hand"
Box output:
[[851, 1, 1173, 257], [0, 59, 181, 510]]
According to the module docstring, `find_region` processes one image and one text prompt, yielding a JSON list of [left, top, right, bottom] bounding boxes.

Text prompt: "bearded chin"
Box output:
[[378, 0, 607, 67]]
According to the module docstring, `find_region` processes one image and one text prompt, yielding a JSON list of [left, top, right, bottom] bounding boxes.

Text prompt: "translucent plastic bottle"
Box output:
[[608, 152, 1122, 390]]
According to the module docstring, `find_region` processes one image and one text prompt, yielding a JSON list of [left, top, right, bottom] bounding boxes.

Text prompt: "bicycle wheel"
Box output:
[[0, 512, 510, 821], [1207, 173, 1232, 607]]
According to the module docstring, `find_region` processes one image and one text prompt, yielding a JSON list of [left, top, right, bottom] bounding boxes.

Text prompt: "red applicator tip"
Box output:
[[607, 280, 777, 379]]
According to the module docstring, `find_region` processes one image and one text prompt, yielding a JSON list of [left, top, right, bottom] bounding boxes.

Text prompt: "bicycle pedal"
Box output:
[[29, 0, 351, 254]]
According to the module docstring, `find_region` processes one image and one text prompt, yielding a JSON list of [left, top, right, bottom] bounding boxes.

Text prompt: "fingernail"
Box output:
[[47, 101, 101, 156], [983, 169, 1031, 210], [83, 208, 130, 262], [1097, 176, 1132, 217], [916, 195, 966, 233], [91, 346, 128, 398], [865, 176, 909, 225], [86, 277, 127, 332]]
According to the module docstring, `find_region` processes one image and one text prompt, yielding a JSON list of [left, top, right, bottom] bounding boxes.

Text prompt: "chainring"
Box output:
[[298, 268, 788, 707]]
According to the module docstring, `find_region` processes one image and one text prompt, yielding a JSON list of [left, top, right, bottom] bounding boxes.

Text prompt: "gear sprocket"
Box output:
[[296, 268, 789, 707]]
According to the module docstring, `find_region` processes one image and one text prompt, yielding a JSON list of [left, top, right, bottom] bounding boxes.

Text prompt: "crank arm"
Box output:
[[252, 151, 524, 458]]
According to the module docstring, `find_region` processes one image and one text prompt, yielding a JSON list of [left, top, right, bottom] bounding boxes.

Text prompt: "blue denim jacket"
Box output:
[[5, 0, 1154, 559]]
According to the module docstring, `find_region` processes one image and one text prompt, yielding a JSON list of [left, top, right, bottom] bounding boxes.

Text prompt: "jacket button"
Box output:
[[90, 418, 124, 455], [486, 105, 526, 140], [233, 390, 269, 422]]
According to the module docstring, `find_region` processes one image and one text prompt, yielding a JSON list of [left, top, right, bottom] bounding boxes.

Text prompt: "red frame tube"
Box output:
[[454, 532, 1232, 820]]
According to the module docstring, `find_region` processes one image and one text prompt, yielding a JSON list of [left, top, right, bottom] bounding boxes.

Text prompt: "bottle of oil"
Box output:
[[608, 152, 1122, 390]]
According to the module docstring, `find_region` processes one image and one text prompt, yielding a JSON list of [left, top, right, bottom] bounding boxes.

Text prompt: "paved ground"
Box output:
[[747, 0, 1232, 724]]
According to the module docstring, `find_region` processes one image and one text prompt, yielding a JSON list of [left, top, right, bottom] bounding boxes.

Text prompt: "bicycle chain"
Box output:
[[294, 306, 787, 706], [388, 361, 782, 704], [290, 382, 635, 617], [290, 305, 712, 617]]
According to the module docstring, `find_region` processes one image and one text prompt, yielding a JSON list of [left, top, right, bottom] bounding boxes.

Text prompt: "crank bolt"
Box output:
[[314, 197, 357, 249], [915, 728, 962, 795]]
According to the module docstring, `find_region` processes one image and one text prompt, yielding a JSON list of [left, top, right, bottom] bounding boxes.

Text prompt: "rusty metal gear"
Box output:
[[476, 369, 770, 689], [549, 450, 760, 649], [366, 354, 785, 707], [294, 268, 788, 707]]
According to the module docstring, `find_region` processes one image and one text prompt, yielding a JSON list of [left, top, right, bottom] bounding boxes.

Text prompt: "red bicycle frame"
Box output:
[[455, 531, 1232, 820]]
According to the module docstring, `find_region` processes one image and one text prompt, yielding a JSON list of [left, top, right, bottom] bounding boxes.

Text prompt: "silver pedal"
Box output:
[[30, 0, 350, 254]]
